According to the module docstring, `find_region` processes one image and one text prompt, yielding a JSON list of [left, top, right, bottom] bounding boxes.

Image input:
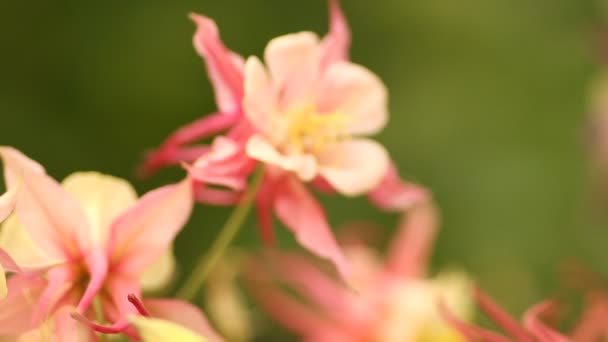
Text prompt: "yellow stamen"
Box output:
[[282, 104, 350, 154]]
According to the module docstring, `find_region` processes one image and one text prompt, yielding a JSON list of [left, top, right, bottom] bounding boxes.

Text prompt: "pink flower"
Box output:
[[246, 199, 474, 341], [0, 147, 200, 340], [243, 29, 389, 196], [140, 0, 426, 281], [442, 279, 608, 341]]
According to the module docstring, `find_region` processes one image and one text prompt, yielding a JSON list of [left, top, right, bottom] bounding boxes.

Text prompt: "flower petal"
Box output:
[[0, 147, 90, 259], [139, 249, 176, 292], [0, 183, 19, 223], [243, 56, 278, 135], [320, 0, 351, 67], [274, 176, 350, 280], [144, 299, 223, 342], [190, 13, 244, 114], [264, 32, 321, 109], [386, 201, 438, 278], [186, 136, 255, 191], [245, 262, 335, 337], [523, 301, 570, 342], [317, 139, 389, 196], [131, 316, 208, 342], [246, 135, 317, 181], [0, 215, 63, 271], [474, 287, 535, 342], [62, 172, 138, 249], [52, 306, 96, 342], [368, 164, 429, 212], [0, 275, 46, 335], [316, 62, 387, 135], [109, 179, 193, 274]]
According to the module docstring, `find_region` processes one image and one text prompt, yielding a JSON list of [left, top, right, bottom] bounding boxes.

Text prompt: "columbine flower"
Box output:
[[141, 0, 427, 282], [0, 147, 195, 340], [246, 200, 473, 341], [243, 28, 389, 195]]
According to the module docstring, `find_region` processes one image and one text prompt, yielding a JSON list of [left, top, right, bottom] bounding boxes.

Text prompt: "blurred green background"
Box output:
[[1, 0, 607, 336]]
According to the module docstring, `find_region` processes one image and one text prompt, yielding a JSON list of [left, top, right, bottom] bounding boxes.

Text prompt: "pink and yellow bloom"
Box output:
[[0, 147, 199, 340], [246, 200, 473, 341], [139, 0, 427, 282]]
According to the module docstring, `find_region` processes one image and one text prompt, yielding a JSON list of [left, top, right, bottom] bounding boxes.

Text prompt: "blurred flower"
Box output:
[[443, 285, 608, 341], [204, 251, 253, 341], [0, 147, 195, 340], [246, 200, 473, 341]]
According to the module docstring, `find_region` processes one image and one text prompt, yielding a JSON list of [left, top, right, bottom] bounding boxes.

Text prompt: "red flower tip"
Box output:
[[128, 293, 151, 317]]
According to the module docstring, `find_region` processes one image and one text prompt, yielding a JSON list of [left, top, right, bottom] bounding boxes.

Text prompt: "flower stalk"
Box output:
[[177, 167, 265, 300]]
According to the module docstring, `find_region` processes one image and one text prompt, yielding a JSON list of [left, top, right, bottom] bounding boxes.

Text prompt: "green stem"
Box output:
[[177, 167, 265, 300]]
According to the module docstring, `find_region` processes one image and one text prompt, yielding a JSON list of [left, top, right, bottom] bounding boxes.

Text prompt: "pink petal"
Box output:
[[317, 139, 389, 196], [273, 175, 350, 280], [139, 144, 211, 180], [138, 112, 239, 179], [316, 61, 387, 135], [53, 306, 97, 342], [0, 147, 90, 259], [246, 135, 318, 181], [368, 163, 429, 212], [193, 184, 242, 206], [263, 32, 321, 109], [76, 248, 109, 312], [32, 265, 75, 325], [243, 57, 278, 135], [245, 264, 334, 337], [0, 275, 46, 335], [266, 251, 346, 312], [475, 287, 535, 342], [185, 136, 256, 191], [109, 179, 193, 274], [523, 300, 570, 342], [103, 276, 141, 322], [190, 14, 244, 114], [0, 183, 18, 223], [320, 0, 351, 67], [385, 201, 438, 279], [438, 301, 512, 342], [144, 298, 223, 342]]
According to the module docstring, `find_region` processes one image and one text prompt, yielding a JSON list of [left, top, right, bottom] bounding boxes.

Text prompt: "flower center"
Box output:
[[281, 104, 350, 155]]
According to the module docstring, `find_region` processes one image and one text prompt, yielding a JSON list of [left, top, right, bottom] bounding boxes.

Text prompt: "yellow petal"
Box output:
[[61, 172, 137, 248], [130, 317, 207, 342], [0, 215, 63, 270], [139, 249, 176, 292]]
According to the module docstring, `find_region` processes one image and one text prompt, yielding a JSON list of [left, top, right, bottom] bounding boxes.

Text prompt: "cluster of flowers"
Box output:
[[1, 1, 607, 341]]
